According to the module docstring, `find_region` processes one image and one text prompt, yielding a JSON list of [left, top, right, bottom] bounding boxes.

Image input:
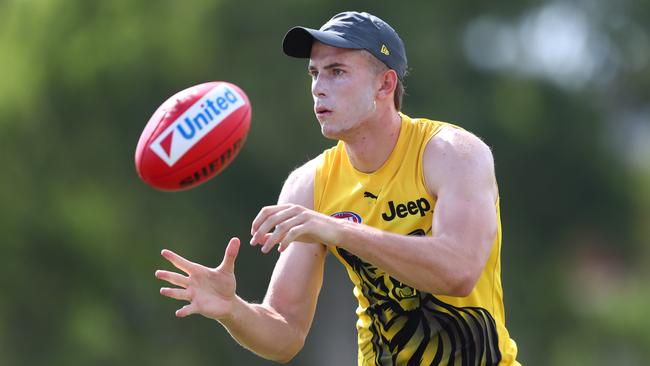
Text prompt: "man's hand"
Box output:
[[250, 204, 342, 253], [155, 237, 240, 320]]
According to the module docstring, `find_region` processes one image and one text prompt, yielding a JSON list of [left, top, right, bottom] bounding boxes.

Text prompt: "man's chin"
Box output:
[[320, 124, 342, 140], [320, 128, 339, 140]]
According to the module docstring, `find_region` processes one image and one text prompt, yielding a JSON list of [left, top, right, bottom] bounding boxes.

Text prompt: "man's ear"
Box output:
[[377, 69, 398, 102]]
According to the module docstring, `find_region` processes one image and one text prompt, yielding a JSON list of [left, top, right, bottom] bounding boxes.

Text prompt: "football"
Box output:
[[135, 81, 251, 191]]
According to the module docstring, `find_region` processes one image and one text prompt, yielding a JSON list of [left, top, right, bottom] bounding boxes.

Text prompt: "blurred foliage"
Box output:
[[1, 0, 649, 365]]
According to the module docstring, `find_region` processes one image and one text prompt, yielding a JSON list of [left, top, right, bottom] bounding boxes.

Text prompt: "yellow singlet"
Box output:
[[314, 114, 519, 365]]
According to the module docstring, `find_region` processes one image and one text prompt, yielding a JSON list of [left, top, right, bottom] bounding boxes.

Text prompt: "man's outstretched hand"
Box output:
[[156, 237, 240, 321]]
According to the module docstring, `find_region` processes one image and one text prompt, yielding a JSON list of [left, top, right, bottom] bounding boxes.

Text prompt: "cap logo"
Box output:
[[380, 44, 390, 55]]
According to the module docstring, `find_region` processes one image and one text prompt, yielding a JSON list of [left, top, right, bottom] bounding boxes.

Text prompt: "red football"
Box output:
[[135, 81, 251, 191]]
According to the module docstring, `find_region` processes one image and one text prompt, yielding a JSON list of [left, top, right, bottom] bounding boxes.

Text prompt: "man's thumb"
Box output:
[[219, 237, 240, 273]]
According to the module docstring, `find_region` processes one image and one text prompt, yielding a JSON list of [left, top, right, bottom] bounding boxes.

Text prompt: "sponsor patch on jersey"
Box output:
[[381, 197, 431, 221], [150, 84, 246, 166], [331, 211, 362, 224]]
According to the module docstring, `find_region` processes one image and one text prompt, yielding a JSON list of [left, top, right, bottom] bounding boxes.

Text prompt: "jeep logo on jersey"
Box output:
[[331, 211, 362, 224], [149, 84, 246, 166], [381, 198, 431, 221]]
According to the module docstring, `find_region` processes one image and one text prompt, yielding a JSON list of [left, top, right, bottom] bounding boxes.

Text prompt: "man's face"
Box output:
[[308, 42, 380, 140]]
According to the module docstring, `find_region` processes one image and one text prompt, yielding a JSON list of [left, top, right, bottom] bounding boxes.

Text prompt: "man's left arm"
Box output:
[[337, 128, 498, 296], [251, 128, 498, 297]]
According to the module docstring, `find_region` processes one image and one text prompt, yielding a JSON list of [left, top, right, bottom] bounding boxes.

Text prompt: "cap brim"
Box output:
[[282, 27, 363, 58]]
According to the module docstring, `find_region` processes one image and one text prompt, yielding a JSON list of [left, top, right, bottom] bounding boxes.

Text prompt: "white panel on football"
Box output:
[[149, 84, 246, 166]]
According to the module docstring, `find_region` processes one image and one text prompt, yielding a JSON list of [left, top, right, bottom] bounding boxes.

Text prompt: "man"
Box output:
[[155, 11, 519, 365]]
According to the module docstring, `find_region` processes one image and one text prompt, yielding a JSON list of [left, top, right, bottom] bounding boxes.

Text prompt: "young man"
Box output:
[[156, 11, 519, 365]]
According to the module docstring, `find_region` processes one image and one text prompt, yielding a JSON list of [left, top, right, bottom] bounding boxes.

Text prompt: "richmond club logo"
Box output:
[[149, 84, 245, 166], [331, 211, 362, 224]]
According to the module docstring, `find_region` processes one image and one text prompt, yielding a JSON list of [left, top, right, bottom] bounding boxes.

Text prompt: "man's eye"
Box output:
[[333, 69, 344, 76]]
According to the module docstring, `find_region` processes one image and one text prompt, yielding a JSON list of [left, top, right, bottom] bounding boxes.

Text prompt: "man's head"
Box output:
[[282, 12, 408, 138]]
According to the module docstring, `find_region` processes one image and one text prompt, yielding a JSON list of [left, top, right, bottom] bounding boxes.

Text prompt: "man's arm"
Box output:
[[156, 157, 326, 363], [335, 127, 498, 296], [251, 127, 497, 297], [223, 157, 327, 362]]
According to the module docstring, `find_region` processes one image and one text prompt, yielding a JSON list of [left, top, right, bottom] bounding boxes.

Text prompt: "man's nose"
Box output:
[[311, 76, 327, 97]]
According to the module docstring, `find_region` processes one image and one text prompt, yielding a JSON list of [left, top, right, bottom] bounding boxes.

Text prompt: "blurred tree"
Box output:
[[0, 0, 648, 365]]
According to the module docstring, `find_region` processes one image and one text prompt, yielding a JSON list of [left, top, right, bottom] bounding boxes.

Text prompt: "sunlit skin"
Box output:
[[155, 41, 499, 363], [308, 42, 402, 173], [309, 44, 378, 140]]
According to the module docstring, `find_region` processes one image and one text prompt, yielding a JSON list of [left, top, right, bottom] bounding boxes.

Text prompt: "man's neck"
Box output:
[[343, 110, 402, 173]]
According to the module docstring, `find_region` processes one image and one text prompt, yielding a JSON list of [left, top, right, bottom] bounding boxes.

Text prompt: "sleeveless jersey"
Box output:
[[314, 114, 519, 365]]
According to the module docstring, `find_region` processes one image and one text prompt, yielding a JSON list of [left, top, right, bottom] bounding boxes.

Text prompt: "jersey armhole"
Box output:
[[313, 152, 328, 213]]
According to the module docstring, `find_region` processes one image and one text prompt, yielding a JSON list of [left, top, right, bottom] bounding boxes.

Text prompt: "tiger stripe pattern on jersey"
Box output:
[[336, 246, 502, 365]]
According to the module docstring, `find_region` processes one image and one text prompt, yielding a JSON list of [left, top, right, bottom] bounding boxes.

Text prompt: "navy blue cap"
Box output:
[[282, 11, 408, 80]]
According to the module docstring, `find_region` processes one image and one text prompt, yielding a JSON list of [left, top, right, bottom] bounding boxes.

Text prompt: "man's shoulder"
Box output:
[[423, 125, 496, 195], [427, 125, 493, 162], [286, 155, 323, 188], [278, 154, 324, 208]]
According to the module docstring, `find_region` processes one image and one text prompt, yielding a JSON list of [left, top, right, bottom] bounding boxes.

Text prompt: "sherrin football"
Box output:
[[135, 81, 251, 191]]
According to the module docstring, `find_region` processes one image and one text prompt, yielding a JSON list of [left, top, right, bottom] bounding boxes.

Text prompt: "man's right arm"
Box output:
[[222, 157, 326, 362], [157, 157, 325, 363]]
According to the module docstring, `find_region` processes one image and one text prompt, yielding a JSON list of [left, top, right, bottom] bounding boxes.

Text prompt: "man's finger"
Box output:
[[176, 304, 196, 318], [277, 236, 300, 253], [250, 233, 273, 248], [160, 287, 191, 301], [251, 206, 299, 245], [264, 214, 306, 249], [280, 224, 308, 248], [155, 270, 189, 288], [275, 224, 306, 253], [261, 239, 279, 254], [218, 237, 240, 273], [161, 249, 198, 274], [250, 204, 292, 237]]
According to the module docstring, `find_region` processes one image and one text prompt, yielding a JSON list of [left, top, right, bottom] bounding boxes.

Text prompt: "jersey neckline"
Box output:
[[339, 113, 411, 184]]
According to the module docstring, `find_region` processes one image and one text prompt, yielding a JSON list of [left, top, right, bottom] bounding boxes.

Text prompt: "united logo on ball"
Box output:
[[135, 81, 252, 191]]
